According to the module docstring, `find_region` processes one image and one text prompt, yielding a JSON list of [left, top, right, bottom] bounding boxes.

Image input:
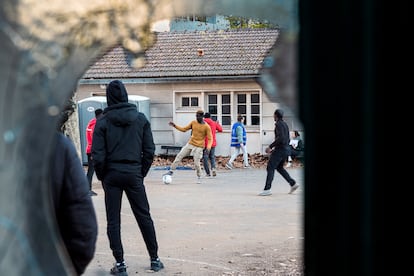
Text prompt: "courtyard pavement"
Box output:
[[83, 165, 304, 275]]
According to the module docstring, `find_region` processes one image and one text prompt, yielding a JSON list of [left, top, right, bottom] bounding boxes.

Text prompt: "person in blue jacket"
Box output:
[[226, 114, 250, 169]]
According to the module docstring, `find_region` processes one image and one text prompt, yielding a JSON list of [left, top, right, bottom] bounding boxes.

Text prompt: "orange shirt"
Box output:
[[174, 120, 213, 149]]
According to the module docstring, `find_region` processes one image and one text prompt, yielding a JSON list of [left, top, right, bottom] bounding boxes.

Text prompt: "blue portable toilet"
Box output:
[[77, 95, 151, 165], [128, 95, 151, 120], [77, 97, 107, 165]]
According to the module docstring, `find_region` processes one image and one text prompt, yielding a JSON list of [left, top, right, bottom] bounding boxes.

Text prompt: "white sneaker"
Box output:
[[225, 162, 233, 170], [197, 177, 201, 184], [289, 183, 299, 194], [243, 165, 251, 169], [258, 190, 272, 196]]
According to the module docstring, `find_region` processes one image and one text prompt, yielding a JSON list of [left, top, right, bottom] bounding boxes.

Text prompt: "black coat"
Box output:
[[92, 102, 155, 180], [269, 118, 290, 150], [50, 132, 98, 275]]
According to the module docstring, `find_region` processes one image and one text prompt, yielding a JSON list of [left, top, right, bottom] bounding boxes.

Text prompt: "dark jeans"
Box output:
[[86, 153, 94, 190], [289, 146, 304, 160], [264, 146, 296, 190], [103, 171, 159, 263], [203, 147, 216, 175]]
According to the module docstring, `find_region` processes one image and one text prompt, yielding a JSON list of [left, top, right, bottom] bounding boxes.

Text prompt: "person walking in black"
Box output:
[[92, 80, 164, 275], [258, 109, 299, 196]]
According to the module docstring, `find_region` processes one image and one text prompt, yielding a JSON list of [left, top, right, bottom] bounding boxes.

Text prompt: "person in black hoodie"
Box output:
[[92, 80, 164, 275], [258, 109, 299, 196], [50, 100, 98, 275]]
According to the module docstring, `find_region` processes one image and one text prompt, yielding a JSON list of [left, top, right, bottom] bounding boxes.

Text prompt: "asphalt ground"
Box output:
[[83, 165, 304, 275]]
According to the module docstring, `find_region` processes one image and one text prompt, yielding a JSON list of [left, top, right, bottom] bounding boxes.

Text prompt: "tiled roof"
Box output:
[[82, 28, 279, 80]]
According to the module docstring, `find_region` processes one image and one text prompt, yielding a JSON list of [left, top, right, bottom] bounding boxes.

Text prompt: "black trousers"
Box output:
[[86, 153, 94, 190], [264, 146, 296, 191], [103, 171, 159, 263], [289, 146, 304, 160]]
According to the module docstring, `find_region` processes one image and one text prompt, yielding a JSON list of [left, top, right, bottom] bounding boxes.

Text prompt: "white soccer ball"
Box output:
[[162, 174, 172, 184]]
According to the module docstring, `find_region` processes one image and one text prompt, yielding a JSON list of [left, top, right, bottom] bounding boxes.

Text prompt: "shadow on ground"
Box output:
[[84, 167, 304, 275]]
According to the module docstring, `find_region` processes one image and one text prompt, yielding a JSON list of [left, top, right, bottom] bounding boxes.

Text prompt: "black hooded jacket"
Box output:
[[50, 132, 98, 275], [92, 80, 155, 180], [269, 116, 290, 150]]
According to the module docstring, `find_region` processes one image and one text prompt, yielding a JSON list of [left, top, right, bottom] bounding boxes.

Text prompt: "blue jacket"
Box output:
[[230, 122, 246, 147]]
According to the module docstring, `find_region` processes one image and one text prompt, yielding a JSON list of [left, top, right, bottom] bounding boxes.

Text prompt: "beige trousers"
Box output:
[[170, 142, 204, 177]]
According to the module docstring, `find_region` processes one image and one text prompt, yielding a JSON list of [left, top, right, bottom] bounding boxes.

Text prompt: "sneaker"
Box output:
[[289, 183, 299, 194], [163, 170, 173, 176], [225, 162, 233, 170], [212, 169, 217, 177], [110, 261, 128, 276], [150, 258, 164, 272], [243, 165, 251, 169], [258, 190, 272, 196], [89, 190, 97, 196], [197, 176, 202, 184]]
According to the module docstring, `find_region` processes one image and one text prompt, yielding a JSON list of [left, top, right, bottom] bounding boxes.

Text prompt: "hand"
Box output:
[[168, 121, 175, 127], [265, 147, 273, 154]]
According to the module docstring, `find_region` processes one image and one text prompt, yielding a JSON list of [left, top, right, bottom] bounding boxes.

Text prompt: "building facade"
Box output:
[[76, 28, 302, 156]]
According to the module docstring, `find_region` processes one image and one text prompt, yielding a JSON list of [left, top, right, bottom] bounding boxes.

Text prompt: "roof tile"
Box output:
[[82, 28, 279, 79]]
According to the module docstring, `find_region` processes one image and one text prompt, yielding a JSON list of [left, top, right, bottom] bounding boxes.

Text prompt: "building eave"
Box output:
[[78, 75, 259, 85]]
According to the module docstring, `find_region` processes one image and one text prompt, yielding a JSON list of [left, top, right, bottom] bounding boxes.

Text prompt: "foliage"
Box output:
[[226, 16, 278, 29]]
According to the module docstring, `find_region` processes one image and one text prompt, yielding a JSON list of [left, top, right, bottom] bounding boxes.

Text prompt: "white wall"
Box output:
[[75, 80, 303, 157]]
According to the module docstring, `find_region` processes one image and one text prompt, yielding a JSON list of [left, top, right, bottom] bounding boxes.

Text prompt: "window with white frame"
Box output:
[[180, 95, 199, 108], [206, 91, 260, 126]]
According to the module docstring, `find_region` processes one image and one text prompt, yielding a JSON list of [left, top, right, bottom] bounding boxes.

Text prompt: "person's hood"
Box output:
[[104, 103, 138, 127], [106, 80, 128, 106]]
